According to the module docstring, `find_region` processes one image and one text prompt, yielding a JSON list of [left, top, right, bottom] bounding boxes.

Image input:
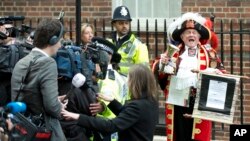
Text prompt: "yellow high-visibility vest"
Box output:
[[98, 69, 129, 119], [97, 68, 130, 141], [107, 34, 149, 75]]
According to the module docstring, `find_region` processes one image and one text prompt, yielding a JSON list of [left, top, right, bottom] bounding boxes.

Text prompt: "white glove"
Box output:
[[159, 59, 175, 74], [164, 65, 175, 74]]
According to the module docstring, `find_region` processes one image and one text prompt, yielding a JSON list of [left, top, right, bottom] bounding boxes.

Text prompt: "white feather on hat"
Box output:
[[168, 12, 209, 42]]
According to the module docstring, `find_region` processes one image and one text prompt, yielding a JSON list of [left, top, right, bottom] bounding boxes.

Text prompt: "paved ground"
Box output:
[[153, 136, 225, 141], [153, 135, 167, 141]]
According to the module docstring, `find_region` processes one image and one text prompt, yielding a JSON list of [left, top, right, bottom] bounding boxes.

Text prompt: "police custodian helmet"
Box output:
[[112, 6, 132, 22]]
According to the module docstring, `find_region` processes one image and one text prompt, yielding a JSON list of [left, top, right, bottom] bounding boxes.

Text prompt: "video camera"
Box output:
[[0, 31, 7, 40], [18, 24, 33, 35], [0, 16, 28, 38], [0, 102, 26, 136], [0, 16, 33, 39], [0, 16, 25, 26], [84, 42, 110, 80], [0, 16, 35, 74]]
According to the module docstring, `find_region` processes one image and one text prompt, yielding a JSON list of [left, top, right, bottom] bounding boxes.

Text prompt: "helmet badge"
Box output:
[[120, 7, 128, 17]]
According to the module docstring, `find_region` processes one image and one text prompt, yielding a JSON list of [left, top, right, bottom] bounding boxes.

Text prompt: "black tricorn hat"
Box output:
[[168, 12, 211, 42]]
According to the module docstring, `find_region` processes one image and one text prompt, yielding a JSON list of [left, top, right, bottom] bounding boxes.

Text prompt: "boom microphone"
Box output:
[[63, 73, 86, 100], [72, 73, 86, 88], [0, 16, 25, 21]]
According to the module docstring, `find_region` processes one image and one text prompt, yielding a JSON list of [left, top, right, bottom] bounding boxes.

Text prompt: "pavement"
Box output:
[[153, 135, 167, 141]]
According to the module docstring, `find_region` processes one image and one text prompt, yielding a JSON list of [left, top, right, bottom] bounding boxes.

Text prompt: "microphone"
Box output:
[[0, 16, 25, 21], [72, 73, 86, 88], [64, 73, 86, 100], [8, 16, 25, 21], [6, 102, 27, 114]]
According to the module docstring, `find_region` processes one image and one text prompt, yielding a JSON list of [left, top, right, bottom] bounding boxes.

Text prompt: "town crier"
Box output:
[[152, 12, 226, 141]]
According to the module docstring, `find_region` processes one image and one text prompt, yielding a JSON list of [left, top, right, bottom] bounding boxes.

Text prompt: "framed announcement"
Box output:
[[192, 72, 240, 124]]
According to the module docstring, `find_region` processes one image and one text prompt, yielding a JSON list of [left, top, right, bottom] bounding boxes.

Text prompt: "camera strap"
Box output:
[[14, 55, 43, 101], [14, 54, 51, 130]]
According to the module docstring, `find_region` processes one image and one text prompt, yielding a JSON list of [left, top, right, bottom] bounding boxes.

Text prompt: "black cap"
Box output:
[[91, 37, 116, 54], [91, 37, 121, 63]]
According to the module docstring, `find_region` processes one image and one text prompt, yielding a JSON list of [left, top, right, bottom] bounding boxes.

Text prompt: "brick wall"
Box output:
[[1, 0, 250, 140], [0, 0, 112, 20], [0, 0, 113, 39]]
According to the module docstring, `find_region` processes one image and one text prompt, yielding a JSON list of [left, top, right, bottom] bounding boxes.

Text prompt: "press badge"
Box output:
[[108, 70, 115, 80]]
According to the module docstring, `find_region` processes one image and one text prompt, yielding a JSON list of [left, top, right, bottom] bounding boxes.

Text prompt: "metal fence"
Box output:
[[212, 19, 250, 139], [20, 17, 250, 139]]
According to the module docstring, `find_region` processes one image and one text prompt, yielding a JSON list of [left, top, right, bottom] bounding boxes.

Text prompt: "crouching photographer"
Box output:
[[59, 37, 115, 141]]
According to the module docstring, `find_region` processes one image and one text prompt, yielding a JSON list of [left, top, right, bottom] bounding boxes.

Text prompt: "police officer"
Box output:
[[92, 37, 129, 141], [108, 6, 149, 75]]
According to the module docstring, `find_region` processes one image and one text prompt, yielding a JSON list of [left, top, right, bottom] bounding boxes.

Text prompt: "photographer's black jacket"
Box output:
[[77, 98, 159, 141]]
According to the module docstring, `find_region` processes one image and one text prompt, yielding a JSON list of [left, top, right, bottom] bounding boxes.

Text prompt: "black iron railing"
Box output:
[[15, 17, 250, 139]]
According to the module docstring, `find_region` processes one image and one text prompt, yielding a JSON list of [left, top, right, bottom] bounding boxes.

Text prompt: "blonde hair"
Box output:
[[128, 64, 157, 101], [81, 23, 94, 35]]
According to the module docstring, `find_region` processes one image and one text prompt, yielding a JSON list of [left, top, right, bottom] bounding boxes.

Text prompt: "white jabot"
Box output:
[[173, 45, 198, 89]]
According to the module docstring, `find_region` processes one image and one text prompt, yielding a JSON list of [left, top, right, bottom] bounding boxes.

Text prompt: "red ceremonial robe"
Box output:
[[152, 43, 225, 141]]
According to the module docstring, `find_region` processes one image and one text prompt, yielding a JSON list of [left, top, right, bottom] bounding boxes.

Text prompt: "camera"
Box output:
[[84, 42, 110, 80], [0, 16, 34, 74], [0, 31, 7, 40], [0, 16, 26, 38]]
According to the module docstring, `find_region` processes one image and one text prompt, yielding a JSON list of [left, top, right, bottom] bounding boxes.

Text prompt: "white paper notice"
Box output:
[[206, 80, 228, 109]]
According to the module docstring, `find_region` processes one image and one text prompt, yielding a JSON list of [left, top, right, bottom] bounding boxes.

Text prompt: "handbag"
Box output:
[[10, 55, 52, 141]]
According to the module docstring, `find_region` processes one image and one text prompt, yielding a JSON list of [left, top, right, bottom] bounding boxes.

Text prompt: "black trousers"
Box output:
[[0, 74, 11, 106], [173, 96, 196, 141]]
